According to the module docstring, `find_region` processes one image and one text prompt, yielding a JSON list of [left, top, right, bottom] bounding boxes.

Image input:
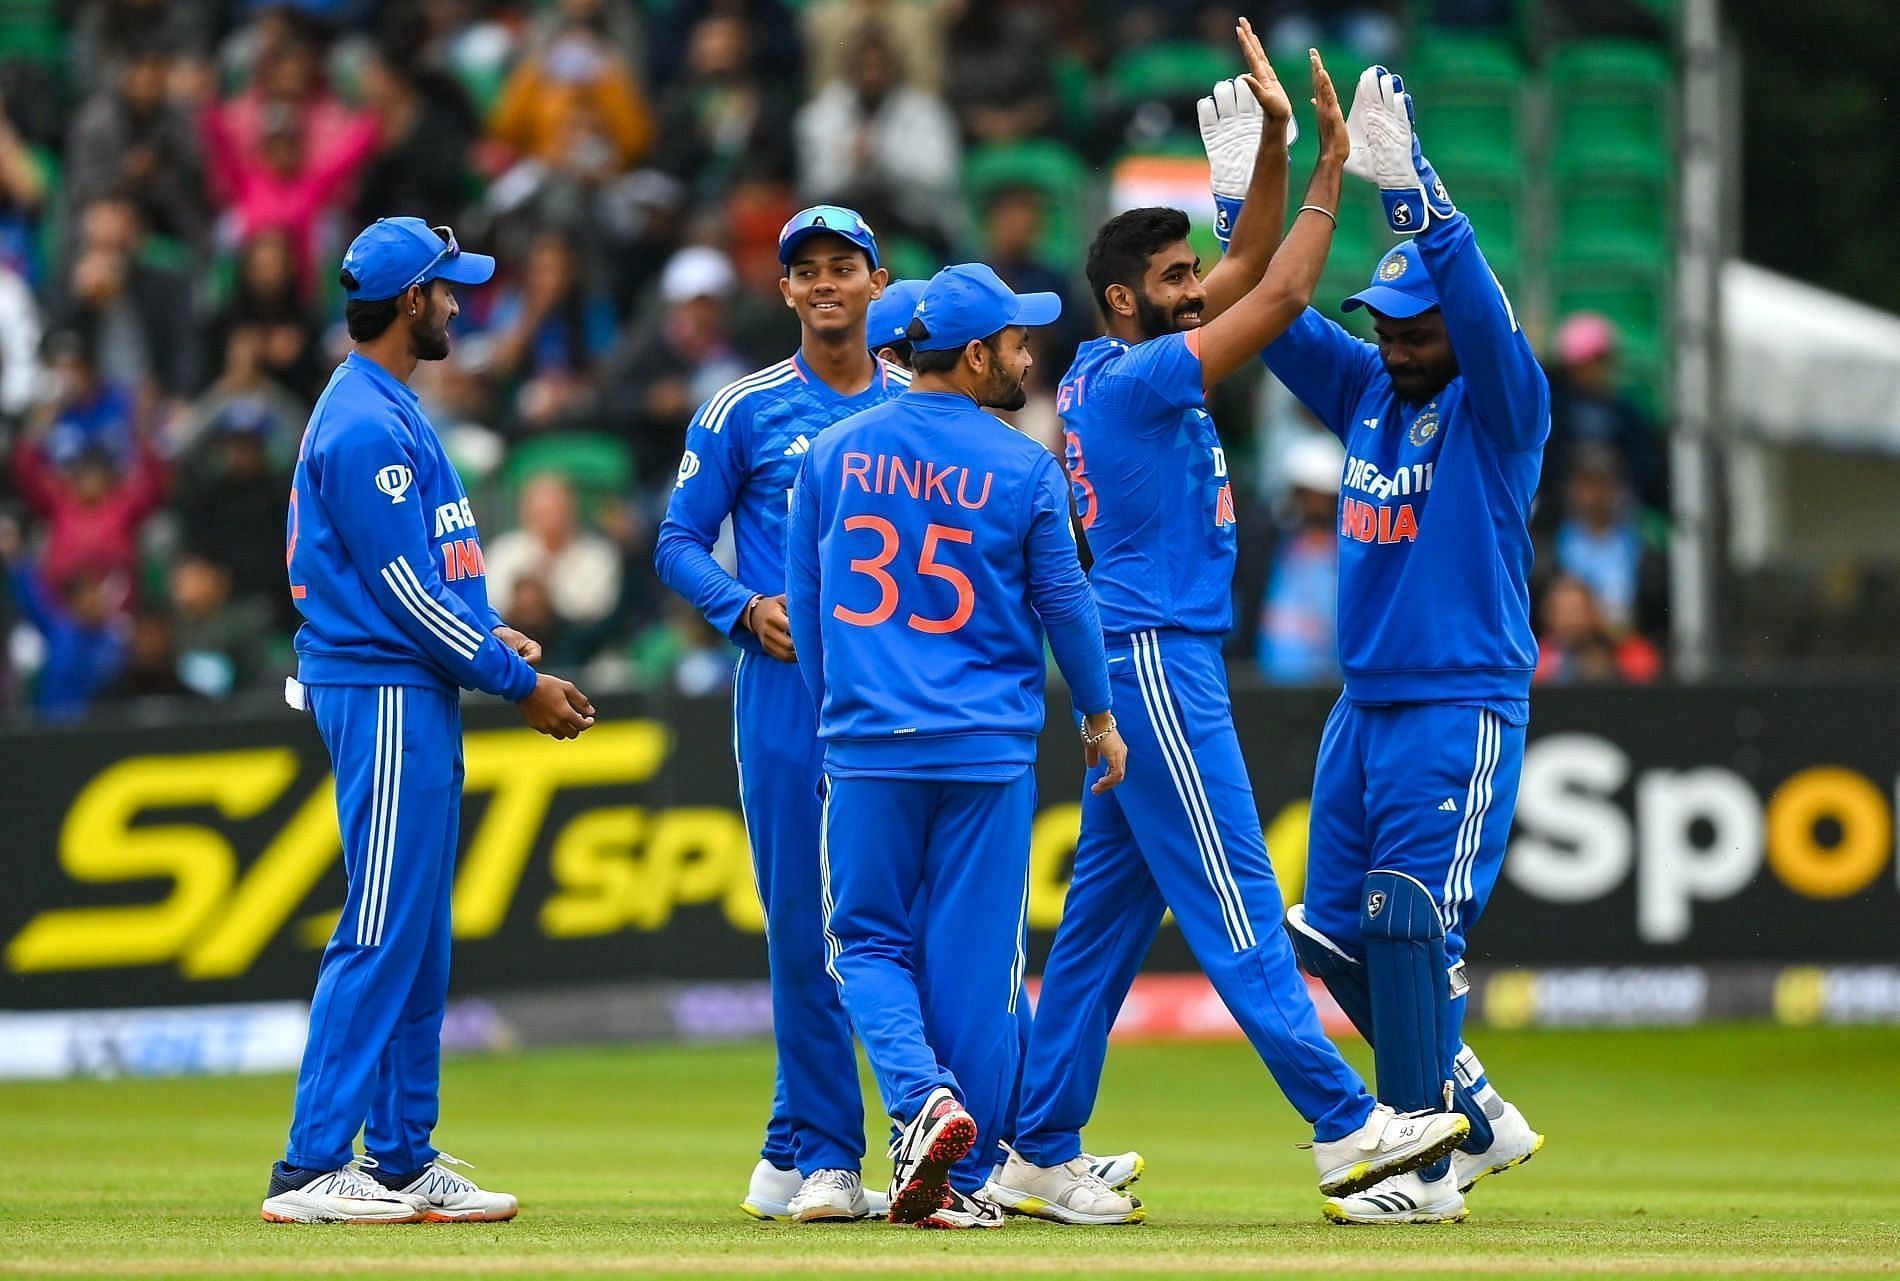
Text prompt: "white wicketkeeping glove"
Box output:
[[1345, 65, 1454, 234], [1199, 77, 1296, 249]]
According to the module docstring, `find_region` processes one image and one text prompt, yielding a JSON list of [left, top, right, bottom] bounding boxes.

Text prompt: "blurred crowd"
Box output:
[[0, 0, 1672, 725]]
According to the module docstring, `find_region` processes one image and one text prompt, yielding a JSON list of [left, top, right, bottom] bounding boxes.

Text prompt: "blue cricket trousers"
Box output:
[[822, 770, 1036, 1195], [1016, 630, 1374, 1164], [1302, 695, 1527, 1073], [734, 652, 863, 1176], [286, 683, 461, 1174]]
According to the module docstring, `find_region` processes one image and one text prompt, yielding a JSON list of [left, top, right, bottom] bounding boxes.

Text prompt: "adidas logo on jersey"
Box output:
[[784, 435, 812, 456], [1438, 798, 1458, 812]]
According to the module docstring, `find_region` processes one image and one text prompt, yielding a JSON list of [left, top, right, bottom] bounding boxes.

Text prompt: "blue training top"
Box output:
[[786, 389, 1111, 780], [1262, 211, 1550, 714], [289, 352, 536, 699], [655, 352, 913, 655], [1057, 330, 1238, 638]]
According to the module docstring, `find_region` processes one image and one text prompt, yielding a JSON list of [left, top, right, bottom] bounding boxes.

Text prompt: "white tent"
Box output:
[[1723, 260, 1900, 452]]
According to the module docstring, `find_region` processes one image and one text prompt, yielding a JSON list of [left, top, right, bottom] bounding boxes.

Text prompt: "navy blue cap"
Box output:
[[778, 204, 880, 270], [341, 218, 495, 302], [911, 264, 1061, 352], [866, 279, 926, 350], [1343, 240, 1439, 318]]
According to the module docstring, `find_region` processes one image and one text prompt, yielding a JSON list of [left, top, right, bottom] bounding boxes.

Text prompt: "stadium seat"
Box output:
[[1110, 40, 1234, 107], [1547, 40, 1674, 164], [1550, 152, 1671, 268], [503, 432, 635, 501], [1449, 177, 1524, 281], [963, 139, 1094, 270]]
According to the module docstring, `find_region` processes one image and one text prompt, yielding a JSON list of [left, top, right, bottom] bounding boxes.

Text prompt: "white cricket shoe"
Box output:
[[1451, 1101, 1545, 1192], [922, 1186, 1007, 1229], [986, 1152, 1146, 1226], [1324, 1165, 1467, 1225], [380, 1154, 518, 1223], [741, 1158, 802, 1221], [1312, 1105, 1469, 1197], [260, 1161, 424, 1224], [1087, 1150, 1145, 1192], [788, 1168, 875, 1222], [886, 1087, 978, 1225]]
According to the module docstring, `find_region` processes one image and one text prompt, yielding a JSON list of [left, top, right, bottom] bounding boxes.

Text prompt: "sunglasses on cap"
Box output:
[[404, 225, 460, 293]]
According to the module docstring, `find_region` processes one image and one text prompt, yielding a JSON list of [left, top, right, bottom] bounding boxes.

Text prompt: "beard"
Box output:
[[412, 296, 451, 362], [980, 367, 1029, 411], [1134, 292, 1202, 341]]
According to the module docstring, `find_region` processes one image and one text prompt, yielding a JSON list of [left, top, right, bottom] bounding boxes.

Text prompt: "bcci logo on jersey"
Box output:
[[676, 450, 700, 489], [375, 464, 413, 504], [1409, 410, 1440, 446]]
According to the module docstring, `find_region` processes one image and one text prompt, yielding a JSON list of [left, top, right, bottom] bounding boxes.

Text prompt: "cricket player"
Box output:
[[1270, 68, 1548, 1225], [264, 218, 596, 1224], [867, 278, 925, 370], [655, 205, 909, 1223], [991, 49, 1469, 1227], [786, 263, 1129, 1229], [866, 272, 1150, 1202]]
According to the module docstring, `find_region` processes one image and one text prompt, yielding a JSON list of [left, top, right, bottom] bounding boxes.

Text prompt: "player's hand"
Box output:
[[1343, 65, 1451, 233], [518, 672, 595, 739], [1312, 51, 1350, 169], [492, 625, 543, 667], [1082, 712, 1128, 794], [745, 593, 797, 662], [1235, 17, 1292, 128]]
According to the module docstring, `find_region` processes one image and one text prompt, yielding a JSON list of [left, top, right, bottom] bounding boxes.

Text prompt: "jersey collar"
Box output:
[[344, 351, 422, 406]]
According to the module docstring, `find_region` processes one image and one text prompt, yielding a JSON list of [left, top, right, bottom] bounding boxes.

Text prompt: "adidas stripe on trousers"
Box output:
[[286, 682, 462, 1174], [1015, 630, 1374, 1164], [1301, 694, 1527, 1086]]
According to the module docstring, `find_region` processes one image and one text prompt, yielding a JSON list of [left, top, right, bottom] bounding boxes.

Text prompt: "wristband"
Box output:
[[1212, 193, 1244, 252]]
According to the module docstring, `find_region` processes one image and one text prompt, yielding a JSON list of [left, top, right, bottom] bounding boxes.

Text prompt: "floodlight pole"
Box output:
[[1670, 0, 1729, 681]]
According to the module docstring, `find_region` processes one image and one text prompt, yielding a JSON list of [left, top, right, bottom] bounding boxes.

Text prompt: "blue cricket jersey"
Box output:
[[655, 352, 912, 653], [1057, 330, 1238, 637], [289, 352, 537, 699], [785, 389, 1111, 779], [1263, 211, 1550, 713]]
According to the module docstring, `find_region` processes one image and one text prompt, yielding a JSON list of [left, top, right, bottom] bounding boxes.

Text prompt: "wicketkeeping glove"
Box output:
[[1345, 65, 1455, 235], [1199, 77, 1297, 251]]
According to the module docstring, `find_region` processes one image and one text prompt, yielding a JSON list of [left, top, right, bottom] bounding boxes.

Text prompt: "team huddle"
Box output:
[[263, 19, 1549, 1232]]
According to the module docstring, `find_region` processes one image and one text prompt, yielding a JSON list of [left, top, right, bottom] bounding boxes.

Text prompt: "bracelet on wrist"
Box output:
[[1297, 204, 1337, 226], [1080, 713, 1118, 747]]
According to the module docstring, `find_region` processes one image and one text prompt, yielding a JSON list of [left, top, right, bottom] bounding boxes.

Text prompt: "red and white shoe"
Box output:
[[885, 1088, 977, 1226]]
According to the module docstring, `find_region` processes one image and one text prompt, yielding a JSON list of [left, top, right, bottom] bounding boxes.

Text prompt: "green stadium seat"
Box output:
[[0, 0, 60, 71], [1551, 155, 1671, 268], [1110, 41, 1234, 105], [1404, 31, 1528, 101], [1449, 177, 1524, 279], [1547, 40, 1673, 163], [503, 432, 634, 500], [963, 139, 1093, 269]]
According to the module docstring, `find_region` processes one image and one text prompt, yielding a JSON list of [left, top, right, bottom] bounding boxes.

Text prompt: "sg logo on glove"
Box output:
[[1391, 201, 1414, 228]]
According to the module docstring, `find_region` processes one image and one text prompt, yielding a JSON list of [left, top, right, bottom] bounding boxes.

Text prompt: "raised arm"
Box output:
[[1198, 20, 1294, 322], [1194, 51, 1349, 394], [1414, 212, 1549, 452], [1344, 66, 1550, 451]]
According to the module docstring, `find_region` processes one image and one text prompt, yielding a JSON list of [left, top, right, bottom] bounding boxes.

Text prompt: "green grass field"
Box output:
[[2, 1025, 1897, 1280]]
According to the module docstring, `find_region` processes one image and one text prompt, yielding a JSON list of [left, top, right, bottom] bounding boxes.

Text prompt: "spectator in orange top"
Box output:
[[489, 0, 655, 172]]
